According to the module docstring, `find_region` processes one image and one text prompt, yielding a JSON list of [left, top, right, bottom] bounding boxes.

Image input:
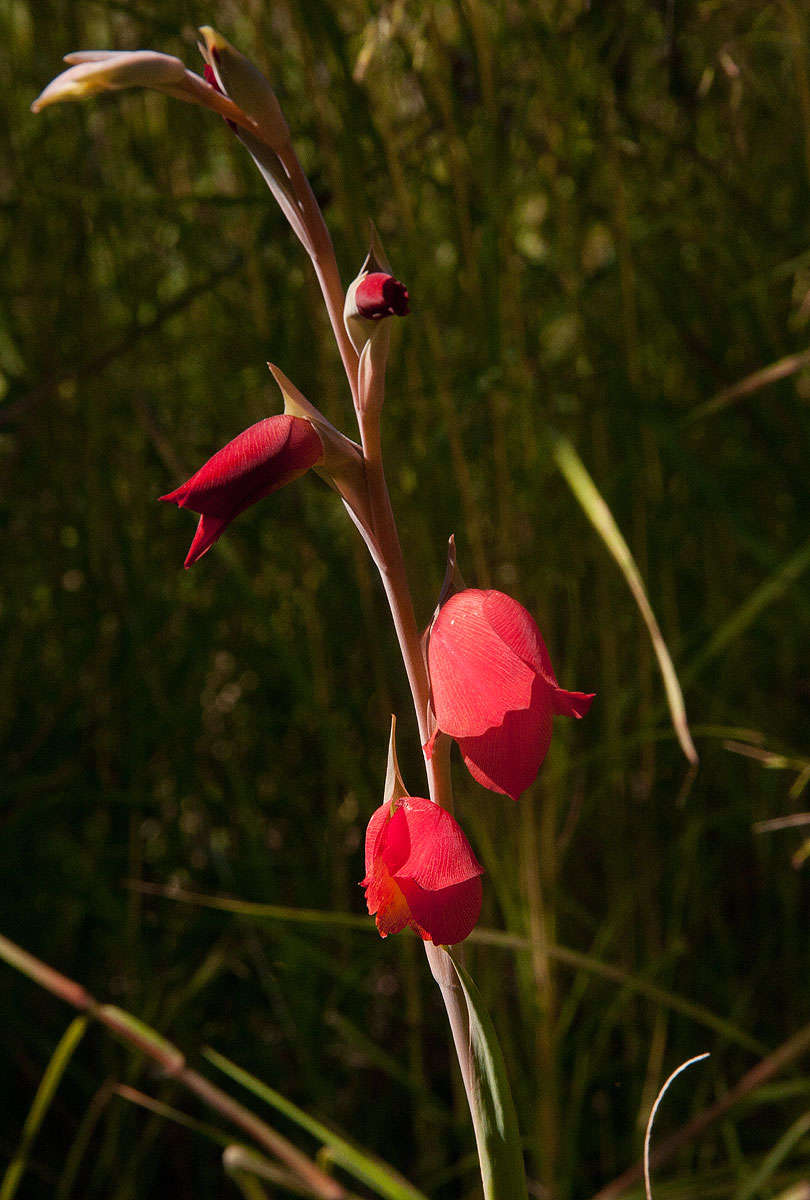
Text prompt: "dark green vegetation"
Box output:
[[2, 1, 810, 1197]]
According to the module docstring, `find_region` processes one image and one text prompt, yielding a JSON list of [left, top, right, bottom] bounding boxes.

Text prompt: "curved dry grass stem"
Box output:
[[643, 1053, 709, 1200]]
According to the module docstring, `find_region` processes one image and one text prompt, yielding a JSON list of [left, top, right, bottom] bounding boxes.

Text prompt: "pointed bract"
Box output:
[[160, 415, 323, 567], [426, 589, 594, 800], [198, 26, 290, 153], [362, 796, 484, 945]]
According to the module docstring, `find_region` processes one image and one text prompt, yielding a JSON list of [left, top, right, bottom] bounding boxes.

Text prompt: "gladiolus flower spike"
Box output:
[[426, 589, 595, 801], [160, 415, 323, 568], [362, 796, 484, 945]]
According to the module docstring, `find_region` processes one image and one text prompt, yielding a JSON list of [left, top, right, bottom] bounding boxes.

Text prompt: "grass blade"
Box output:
[[203, 1047, 431, 1200], [1, 1016, 88, 1200], [551, 433, 698, 765]]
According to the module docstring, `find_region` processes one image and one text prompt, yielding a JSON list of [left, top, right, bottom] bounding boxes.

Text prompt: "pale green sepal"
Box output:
[[198, 27, 289, 153], [383, 715, 409, 809], [356, 323, 390, 414], [362, 221, 392, 275], [445, 950, 529, 1200], [232, 130, 307, 246]]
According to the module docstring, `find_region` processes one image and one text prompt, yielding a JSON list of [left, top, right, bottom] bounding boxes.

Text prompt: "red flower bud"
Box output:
[[362, 796, 484, 945], [354, 272, 410, 320], [425, 589, 594, 801], [160, 415, 323, 568]]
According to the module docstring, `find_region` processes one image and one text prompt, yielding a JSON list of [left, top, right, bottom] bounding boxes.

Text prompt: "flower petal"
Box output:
[[481, 589, 558, 686], [362, 860, 413, 939], [160, 415, 323, 566], [428, 590, 537, 738], [392, 797, 483, 889], [457, 679, 553, 801], [183, 513, 229, 568], [398, 874, 483, 945], [354, 273, 410, 319], [551, 687, 595, 718]]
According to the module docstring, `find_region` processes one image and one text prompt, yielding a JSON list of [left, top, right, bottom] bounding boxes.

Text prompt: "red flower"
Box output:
[[354, 272, 410, 319], [425, 589, 594, 801], [160, 415, 323, 567], [362, 796, 484, 945]]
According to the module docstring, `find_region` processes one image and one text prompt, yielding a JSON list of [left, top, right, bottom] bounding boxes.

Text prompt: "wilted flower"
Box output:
[[425, 589, 594, 801], [160, 415, 323, 568], [362, 795, 484, 945]]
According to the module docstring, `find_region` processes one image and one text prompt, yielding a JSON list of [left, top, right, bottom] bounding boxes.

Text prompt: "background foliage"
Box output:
[[2, 1, 810, 1197]]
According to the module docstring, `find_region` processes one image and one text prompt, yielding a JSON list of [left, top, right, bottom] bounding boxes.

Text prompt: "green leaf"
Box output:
[[445, 952, 528, 1200], [1, 1016, 88, 1200], [203, 1047, 430, 1200]]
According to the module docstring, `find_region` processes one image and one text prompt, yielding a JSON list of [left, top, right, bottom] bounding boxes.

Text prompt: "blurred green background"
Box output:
[[2, 1, 810, 1197]]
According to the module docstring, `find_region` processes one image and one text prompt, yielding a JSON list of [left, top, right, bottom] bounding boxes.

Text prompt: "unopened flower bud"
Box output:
[[198, 26, 290, 154], [31, 50, 186, 111], [354, 273, 410, 320], [344, 260, 410, 357]]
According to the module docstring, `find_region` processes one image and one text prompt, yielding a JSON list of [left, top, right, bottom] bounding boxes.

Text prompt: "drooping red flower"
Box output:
[[160, 415, 323, 567], [354, 272, 410, 319], [425, 589, 594, 801], [362, 795, 484, 945]]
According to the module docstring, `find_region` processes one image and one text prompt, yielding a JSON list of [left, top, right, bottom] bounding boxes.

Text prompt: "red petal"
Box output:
[[481, 590, 558, 686], [160, 415, 323, 565], [183, 513, 229, 568], [552, 688, 595, 718], [398, 874, 483, 945], [161, 416, 322, 517], [428, 590, 536, 738], [362, 860, 413, 938], [355, 272, 410, 319], [457, 679, 553, 800], [392, 798, 483, 889]]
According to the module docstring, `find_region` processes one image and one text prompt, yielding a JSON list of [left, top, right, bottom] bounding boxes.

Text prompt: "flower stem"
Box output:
[[276, 144, 360, 407], [351, 335, 487, 1174]]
